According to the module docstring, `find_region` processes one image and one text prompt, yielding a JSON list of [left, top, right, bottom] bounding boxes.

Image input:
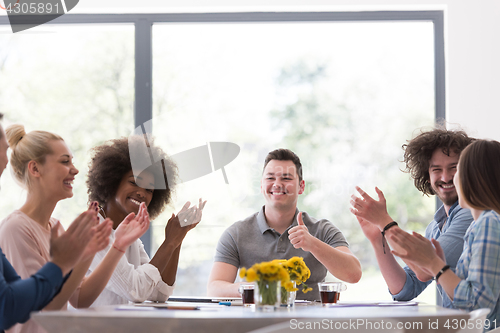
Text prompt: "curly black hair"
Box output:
[[87, 136, 178, 220], [402, 126, 474, 196]]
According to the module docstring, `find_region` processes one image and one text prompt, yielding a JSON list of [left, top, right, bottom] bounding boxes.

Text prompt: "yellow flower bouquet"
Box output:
[[239, 257, 312, 309], [274, 257, 313, 306], [239, 260, 289, 309], [280, 256, 313, 293]]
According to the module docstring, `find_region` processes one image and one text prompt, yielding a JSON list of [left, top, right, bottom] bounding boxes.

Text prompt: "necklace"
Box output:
[[99, 206, 107, 219]]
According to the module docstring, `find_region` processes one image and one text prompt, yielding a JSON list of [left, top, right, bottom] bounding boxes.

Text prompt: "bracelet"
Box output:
[[113, 245, 125, 253], [381, 221, 398, 254], [435, 264, 450, 282]]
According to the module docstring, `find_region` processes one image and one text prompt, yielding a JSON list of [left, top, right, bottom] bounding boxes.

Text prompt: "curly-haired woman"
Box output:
[[86, 135, 205, 306]]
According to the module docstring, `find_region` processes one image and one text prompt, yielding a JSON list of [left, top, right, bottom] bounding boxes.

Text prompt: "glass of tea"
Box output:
[[318, 282, 346, 305], [238, 283, 255, 306]]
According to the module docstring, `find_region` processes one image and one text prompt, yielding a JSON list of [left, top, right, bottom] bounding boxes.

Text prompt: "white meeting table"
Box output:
[[33, 301, 470, 333]]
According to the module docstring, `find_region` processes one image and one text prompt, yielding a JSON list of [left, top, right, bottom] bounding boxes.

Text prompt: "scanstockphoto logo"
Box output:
[[129, 120, 240, 190], [1, 0, 79, 33]]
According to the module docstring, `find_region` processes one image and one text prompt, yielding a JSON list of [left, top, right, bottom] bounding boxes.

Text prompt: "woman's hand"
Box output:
[[113, 202, 150, 253], [179, 198, 207, 228], [80, 202, 112, 262], [388, 228, 446, 276], [50, 209, 97, 275], [80, 219, 112, 262], [164, 198, 207, 248]]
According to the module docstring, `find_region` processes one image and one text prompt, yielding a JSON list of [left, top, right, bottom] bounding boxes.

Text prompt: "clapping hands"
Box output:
[[388, 228, 446, 279], [350, 186, 394, 230], [165, 198, 207, 248], [113, 202, 151, 253], [50, 202, 111, 275]]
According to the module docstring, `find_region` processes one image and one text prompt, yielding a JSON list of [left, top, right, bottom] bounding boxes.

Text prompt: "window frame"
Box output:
[[0, 11, 446, 254]]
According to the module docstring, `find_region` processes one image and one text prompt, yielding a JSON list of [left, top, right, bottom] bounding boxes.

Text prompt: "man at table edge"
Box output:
[[207, 148, 361, 301], [0, 113, 94, 331], [350, 127, 474, 307]]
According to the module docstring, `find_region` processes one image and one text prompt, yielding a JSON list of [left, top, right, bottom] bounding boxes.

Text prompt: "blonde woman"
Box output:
[[0, 114, 94, 332], [0, 125, 149, 333]]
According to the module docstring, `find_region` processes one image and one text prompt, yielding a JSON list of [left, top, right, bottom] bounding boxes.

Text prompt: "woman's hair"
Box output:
[[87, 136, 177, 220], [458, 140, 500, 214], [402, 127, 474, 196], [5, 124, 63, 189]]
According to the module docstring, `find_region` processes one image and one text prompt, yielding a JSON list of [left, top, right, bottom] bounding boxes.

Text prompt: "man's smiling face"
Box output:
[[428, 148, 460, 207], [261, 159, 305, 211]]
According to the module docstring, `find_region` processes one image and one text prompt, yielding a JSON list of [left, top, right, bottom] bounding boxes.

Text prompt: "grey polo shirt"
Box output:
[[214, 206, 349, 301]]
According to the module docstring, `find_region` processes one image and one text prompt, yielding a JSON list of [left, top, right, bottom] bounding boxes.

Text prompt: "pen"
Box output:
[[219, 301, 232, 306]]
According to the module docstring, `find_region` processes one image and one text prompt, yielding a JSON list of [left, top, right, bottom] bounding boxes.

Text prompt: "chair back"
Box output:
[[456, 308, 491, 333]]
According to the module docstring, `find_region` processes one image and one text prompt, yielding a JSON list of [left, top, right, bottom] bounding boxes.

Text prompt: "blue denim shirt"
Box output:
[[391, 201, 473, 308]]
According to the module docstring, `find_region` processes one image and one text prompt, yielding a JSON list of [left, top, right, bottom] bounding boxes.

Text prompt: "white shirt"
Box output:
[[88, 214, 174, 306]]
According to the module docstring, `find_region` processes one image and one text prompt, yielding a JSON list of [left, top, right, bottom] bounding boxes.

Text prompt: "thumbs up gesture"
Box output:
[[288, 212, 315, 252]]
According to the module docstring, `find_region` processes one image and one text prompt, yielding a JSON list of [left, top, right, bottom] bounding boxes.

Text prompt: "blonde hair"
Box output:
[[5, 124, 63, 189]]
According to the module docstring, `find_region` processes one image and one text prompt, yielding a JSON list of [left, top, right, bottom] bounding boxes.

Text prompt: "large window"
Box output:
[[152, 20, 436, 302], [0, 12, 444, 303], [0, 24, 134, 223]]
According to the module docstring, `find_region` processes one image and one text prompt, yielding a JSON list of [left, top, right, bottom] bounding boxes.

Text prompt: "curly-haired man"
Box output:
[[350, 127, 474, 307]]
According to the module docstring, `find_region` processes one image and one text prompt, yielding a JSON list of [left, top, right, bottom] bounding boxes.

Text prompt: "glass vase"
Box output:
[[255, 280, 281, 311], [281, 281, 296, 307]]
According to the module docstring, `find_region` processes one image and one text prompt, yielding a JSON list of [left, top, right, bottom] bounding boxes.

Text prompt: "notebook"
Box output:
[[168, 296, 242, 303]]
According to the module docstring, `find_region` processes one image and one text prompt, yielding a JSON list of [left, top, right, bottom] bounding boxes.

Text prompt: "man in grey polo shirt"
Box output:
[[207, 148, 362, 301]]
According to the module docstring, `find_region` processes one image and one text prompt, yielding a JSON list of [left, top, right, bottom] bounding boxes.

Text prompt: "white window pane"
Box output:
[[153, 21, 436, 301], [0, 24, 134, 225]]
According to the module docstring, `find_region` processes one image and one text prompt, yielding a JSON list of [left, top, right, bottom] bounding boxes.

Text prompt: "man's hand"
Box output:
[[288, 212, 316, 252], [355, 215, 383, 243], [113, 202, 150, 252], [350, 186, 394, 230], [50, 208, 96, 275]]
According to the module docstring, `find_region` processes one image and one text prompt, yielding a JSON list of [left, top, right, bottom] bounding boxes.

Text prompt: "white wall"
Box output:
[[78, 0, 500, 140]]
